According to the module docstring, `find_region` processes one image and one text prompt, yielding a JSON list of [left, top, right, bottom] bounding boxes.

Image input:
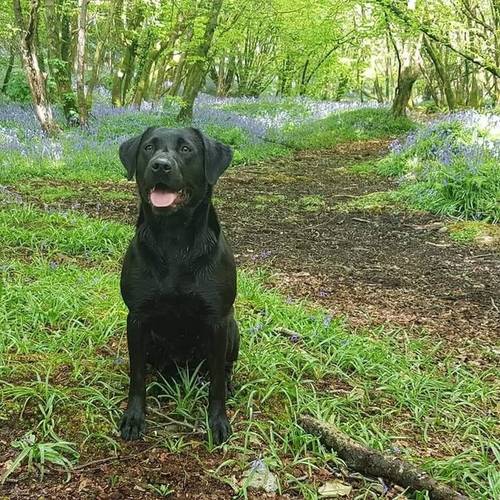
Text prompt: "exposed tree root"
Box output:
[[299, 415, 466, 500]]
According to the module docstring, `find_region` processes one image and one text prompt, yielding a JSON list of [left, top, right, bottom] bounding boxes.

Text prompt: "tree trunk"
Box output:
[[391, 0, 422, 117], [177, 0, 224, 121], [211, 55, 235, 97], [132, 36, 174, 106], [1, 45, 15, 94], [423, 37, 455, 110], [13, 0, 59, 135], [492, 0, 500, 104], [111, 0, 141, 107], [374, 76, 384, 103], [277, 56, 292, 96], [44, 0, 78, 124], [87, 42, 105, 109], [112, 43, 137, 107], [468, 71, 480, 107], [76, 0, 89, 125], [299, 60, 309, 96], [465, 9, 481, 107], [87, 0, 119, 109], [392, 66, 419, 116]]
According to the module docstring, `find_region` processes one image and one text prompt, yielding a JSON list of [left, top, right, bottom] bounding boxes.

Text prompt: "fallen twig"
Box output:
[[72, 445, 155, 471], [352, 217, 377, 225], [331, 194, 360, 198], [491, 297, 499, 313], [425, 241, 450, 248], [468, 253, 495, 259], [299, 416, 466, 500]]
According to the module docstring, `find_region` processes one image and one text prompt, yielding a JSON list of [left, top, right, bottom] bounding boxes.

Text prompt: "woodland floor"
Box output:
[[16, 138, 500, 364], [3, 138, 499, 498]]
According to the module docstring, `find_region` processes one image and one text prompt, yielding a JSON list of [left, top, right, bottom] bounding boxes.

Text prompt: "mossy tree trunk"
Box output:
[[390, 0, 422, 117], [423, 37, 456, 110], [13, 0, 59, 135], [76, 0, 89, 126], [1, 45, 15, 94], [45, 0, 78, 124], [177, 0, 224, 122]]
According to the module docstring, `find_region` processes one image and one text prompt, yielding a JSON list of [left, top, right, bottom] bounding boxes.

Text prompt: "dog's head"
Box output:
[[119, 127, 232, 215]]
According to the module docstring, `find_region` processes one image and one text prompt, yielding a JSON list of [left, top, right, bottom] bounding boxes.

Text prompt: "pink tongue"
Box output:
[[150, 189, 178, 207]]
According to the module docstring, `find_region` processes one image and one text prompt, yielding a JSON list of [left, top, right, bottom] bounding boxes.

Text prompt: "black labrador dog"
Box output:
[[118, 127, 239, 445]]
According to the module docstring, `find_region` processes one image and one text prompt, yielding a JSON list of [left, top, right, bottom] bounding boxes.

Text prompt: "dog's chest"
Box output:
[[152, 290, 206, 318], [154, 265, 197, 296]]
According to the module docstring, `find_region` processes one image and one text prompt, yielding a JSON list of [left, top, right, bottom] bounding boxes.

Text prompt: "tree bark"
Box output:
[[1, 45, 15, 94], [300, 416, 466, 500], [390, 0, 422, 117], [13, 0, 59, 135], [86, 0, 119, 109], [392, 65, 420, 116], [112, 43, 137, 107], [373, 76, 384, 103], [45, 0, 78, 124], [111, 0, 143, 107], [87, 42, 105, 109], [423, 37, 456, 110], [76, 0, 89, 125], [177, 0, 224, 121]]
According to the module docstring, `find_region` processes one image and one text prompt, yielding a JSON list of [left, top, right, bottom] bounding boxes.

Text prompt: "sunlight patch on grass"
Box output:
[[448, 220, 500, 247], [334, 191, 405, 213]]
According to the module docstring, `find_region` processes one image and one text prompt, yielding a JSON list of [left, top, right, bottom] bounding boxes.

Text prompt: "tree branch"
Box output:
[[374, 0, 500, 77], [300, 416, 466, 500]]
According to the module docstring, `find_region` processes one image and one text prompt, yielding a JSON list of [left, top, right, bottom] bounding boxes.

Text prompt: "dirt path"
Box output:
[[217, 140, 499, 363], [12, 138, 500, 362]]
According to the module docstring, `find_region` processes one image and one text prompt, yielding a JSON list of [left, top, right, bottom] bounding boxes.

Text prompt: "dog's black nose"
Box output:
[[151, 159, 172, 173]]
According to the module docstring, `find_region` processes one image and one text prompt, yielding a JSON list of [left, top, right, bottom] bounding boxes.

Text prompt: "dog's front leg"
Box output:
[[120, 313, 148, 440], [207, 319, 231, 445]]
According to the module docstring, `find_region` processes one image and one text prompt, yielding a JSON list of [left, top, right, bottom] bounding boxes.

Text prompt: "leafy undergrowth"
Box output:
[[280, 108, 415, 149], [0, 204, 498, 498], [371, 112, 500, 222], [0, 105, 413, 185]]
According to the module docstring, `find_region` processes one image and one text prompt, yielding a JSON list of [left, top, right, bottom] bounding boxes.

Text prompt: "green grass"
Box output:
[[14, 182, 133, 203], [297, 195, 325, 212], [281, 108, 415, 149], [219, 99, 310, 119], [334, 191, 405, 213], [448, 220, 500, 246], [0, 203, 498, 498], [0, 205, 130, 263]]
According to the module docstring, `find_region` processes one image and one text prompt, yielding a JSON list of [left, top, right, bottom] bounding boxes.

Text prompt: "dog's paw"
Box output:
[[119, 407, 145, 440], [209, 413, 231, 445]]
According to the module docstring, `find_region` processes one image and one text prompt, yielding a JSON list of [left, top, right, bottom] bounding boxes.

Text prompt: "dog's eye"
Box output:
[[144, 144, 153, 152], [180, 145, 191, 153]]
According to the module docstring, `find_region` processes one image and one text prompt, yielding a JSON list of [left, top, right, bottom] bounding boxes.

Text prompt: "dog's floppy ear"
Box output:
[[191, 128, 233, 185], [119, 127, 155, 180]]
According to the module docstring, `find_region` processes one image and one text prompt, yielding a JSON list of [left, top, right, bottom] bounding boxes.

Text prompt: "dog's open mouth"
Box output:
[[149, 184, 187, 208]]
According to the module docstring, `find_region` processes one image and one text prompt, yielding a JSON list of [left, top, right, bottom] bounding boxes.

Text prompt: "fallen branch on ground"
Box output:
[[299, 416, 466, 500]]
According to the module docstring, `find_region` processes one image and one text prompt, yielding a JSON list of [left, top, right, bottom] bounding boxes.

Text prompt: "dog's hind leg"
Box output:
[[225, 317, 239, 398]]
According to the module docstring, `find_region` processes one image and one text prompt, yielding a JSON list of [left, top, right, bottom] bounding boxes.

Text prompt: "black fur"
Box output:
[[118, 127, 239, 444]]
